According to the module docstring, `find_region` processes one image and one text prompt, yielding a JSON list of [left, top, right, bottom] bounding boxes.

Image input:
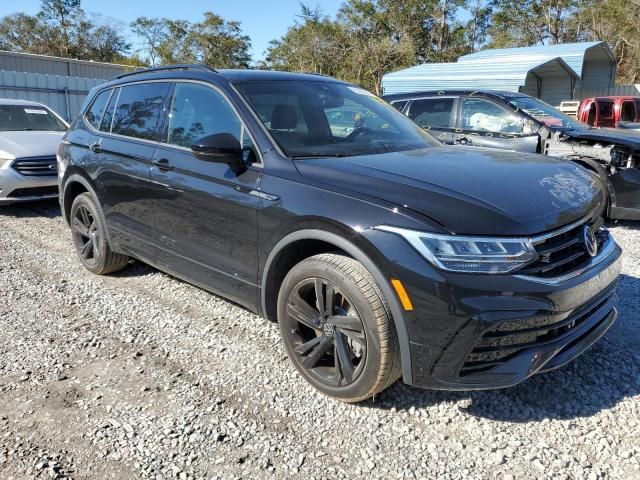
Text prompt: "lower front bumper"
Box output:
[[0, 167, 58, 204], [393, 236, 622, 391]]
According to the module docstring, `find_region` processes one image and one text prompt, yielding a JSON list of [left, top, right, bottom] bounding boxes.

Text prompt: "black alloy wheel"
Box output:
[[284, 277, 367, 387]]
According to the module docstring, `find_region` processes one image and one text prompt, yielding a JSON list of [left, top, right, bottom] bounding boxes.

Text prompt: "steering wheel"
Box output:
[[345, 127, 372, 142]]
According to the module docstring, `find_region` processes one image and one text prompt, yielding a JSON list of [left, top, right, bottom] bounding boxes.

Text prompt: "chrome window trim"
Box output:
[[81, 78, 263, 166]]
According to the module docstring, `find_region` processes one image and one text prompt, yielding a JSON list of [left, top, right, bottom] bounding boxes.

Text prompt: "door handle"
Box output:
[[153, 158, 174, 172], [89, 141, 102, 153], [455, 137, 472, 145]]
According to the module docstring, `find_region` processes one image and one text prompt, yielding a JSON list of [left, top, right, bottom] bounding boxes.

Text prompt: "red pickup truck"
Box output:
[[577, 96, 640, 128]]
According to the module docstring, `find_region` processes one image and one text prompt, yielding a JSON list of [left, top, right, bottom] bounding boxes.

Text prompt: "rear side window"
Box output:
[[598, 101, 613, 118], [620, 101, 635, 122], [100, 88, 119, 132], [111, 82, 170, 140], [408, 98, 455, 128], [85, 89, 112, 130]]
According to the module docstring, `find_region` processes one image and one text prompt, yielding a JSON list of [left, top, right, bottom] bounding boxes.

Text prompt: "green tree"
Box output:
[[130, 17, 168, 66], [38, 0, 82, 56]]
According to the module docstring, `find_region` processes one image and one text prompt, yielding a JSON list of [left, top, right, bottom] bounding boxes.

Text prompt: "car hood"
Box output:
[[564, 126, 640, 150], [295, 146, 604, 236], [0, 131, 65, 159]]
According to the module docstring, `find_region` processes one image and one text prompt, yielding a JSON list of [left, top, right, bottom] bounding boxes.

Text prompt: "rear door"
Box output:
[[149, 81, 262, 308], [454, 96, 539, 153], [95, 81, 171, 261], [405, 96, 457, 144]]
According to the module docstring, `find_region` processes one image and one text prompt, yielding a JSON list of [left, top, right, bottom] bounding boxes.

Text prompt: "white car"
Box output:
[[0, 99, 68, 205]]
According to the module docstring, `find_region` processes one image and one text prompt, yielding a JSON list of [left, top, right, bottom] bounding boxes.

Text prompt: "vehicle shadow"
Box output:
[[0, 199, 61, 219], [367, 272, 639, 422]]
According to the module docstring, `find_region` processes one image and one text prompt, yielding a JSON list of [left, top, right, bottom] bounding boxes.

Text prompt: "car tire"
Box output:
[[70, 193, 129, 275], [278, 253, 401, 402]]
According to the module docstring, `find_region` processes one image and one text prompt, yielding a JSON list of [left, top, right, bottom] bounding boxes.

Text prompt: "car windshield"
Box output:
[[234, 80, 437, 158], [507, 96, 583, 130], [0, 104, 67, 132]]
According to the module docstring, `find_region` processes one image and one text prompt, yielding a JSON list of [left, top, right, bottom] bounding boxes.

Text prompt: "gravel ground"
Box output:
[[0, 200, 638, 480]]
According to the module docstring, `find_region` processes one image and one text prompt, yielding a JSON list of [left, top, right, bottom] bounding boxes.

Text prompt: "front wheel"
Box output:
[[70, 193, 129, 275], [277, 253, 401, 402]]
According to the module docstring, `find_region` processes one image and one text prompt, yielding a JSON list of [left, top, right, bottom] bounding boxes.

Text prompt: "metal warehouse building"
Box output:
[[0, 51, 136, 121], [382, 41, 617, 105]]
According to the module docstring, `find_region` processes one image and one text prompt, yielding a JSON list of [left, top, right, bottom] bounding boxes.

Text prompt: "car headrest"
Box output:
[[271, 104, 298, 130]]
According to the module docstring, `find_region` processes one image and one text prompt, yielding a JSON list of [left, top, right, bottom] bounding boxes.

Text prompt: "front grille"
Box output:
[[8, 186, 59, 198], [459, 284, 616, 377], [11, 156, 58, 177], [518, 216, 606, 279]]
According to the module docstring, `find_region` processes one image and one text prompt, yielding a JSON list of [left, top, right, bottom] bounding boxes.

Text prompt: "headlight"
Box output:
[[376, 226, 538, 274], [0, 156, 13, 167]]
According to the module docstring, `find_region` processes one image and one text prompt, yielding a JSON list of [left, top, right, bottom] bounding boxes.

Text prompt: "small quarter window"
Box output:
[[85, 89, 111, 130]]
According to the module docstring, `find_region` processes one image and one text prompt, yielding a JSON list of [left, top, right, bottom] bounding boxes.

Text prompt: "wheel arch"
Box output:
[[261, 228, 413, 384], [61, 172, 115, 246]]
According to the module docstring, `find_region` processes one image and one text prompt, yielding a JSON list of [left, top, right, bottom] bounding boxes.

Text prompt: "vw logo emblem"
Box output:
[[322, 322, 335, 336], [582, 225, 598, 257]]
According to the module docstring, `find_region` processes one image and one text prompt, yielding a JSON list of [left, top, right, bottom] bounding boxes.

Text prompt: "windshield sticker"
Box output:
[[24, 109, 48, 115], [347, 87, 376, 97]]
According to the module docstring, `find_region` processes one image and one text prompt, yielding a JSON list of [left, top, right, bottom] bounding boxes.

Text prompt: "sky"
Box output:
[[0, 0, 346, 62]]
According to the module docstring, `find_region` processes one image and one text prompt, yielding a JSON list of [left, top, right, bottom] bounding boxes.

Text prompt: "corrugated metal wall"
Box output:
[[580, 85, 640, 99], [0, 70, 103, 121], [0, 51, 133, 79]]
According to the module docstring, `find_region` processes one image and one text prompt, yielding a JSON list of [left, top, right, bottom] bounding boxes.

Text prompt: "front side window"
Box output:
[[507, 95, 581, 131], [461, 98, 523, 134], [166, 82, 257, 163], [85, 89, 112, 130], [235, 80, 436, 158], [0, 104, 67, 132], [111, 82, 170, 140], [408, 98, 455, 129]]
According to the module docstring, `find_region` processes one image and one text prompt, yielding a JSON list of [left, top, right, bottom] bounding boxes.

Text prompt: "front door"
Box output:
[[150, 81, 262, 309], [455, 96, 539, 153]]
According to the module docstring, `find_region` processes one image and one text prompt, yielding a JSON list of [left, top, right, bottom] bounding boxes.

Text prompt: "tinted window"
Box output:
[[111, 82, 170, 140], [598, 101, 613, 118], [390, 100, 408, 112], [408, 98, 454, 128], [166, 83, 258, 163], [462, 98, 523, 134], [620, 101, 635, 122], [100, 87, 119, 132], [85, 89, 111, 130], [0, 104, 66, 132]]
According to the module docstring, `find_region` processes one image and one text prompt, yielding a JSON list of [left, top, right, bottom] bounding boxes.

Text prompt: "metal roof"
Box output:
[[458, 41, 613, 78], [381, 57, 577, 95]]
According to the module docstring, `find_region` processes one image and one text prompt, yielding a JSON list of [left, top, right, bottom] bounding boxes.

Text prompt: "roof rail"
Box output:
[[109, 64, 217, 81]]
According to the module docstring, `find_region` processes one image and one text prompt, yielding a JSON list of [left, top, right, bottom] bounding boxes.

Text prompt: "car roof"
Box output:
[[103, 65, 350, 88], [383, 90, 526, 101], [0, 98, 48, 107]]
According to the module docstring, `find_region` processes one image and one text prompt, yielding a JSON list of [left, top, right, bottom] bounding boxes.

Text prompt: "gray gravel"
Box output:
[[0, 200, 638, 480]]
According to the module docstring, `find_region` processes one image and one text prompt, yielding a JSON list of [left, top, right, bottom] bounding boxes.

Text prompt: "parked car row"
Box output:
[[0, 66, 630, 403], [0, 99, 67, 204], [385, 90, 640, 220]]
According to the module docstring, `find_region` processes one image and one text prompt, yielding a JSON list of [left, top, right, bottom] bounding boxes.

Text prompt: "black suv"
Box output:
[[59, 65, 621, 402], [384, 90, 640, 220]]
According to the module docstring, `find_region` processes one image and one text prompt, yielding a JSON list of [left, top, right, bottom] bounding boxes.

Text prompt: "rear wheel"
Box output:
[[70, 193, 129, 275], [278, 253, 401, 402]]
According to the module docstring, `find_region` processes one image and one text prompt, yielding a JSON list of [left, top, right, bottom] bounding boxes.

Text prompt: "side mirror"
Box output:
[[191, 133, 246, 174]]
